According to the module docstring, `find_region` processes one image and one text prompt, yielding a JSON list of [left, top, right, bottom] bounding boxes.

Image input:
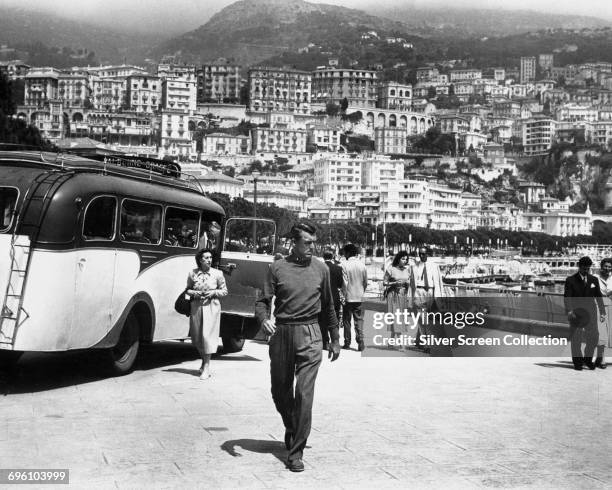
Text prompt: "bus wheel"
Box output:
[[222, 335, 245, 353], [107, 312, 140, 375]]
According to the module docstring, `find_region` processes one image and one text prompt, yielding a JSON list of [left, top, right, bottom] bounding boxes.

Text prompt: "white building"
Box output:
[[203, 133, 251, 155], [521, 116, 556, 155], [520, 57, 537, 83], [159, 110, 195, 159], [195, 171, 244, 198], [125, 75, 161, 114], [162, 75, 197, 113], [306, 123, 342, 152], [252, 126, 308, 154]]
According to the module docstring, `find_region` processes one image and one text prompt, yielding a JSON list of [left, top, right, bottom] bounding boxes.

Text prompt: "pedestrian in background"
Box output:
[[410, 247, 444, 349], [341, 243, 368, 351], [187, 248, 228, 379], [323, 249, 343, 350], [255, 222, 340, 472], [564, 256, 605, 370], [383, 250, 413, 339], [594, 257, 612, 369]]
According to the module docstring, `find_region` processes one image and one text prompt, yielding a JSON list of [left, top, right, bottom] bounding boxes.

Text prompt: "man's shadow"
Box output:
[[221, 439, 286, 463]]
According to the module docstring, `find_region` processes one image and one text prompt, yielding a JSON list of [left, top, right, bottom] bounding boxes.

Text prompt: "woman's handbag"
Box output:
[[174, 289, 191, 317]]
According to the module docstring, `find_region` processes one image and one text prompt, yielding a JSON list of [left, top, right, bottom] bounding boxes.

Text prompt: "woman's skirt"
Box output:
[[189, 298, 222, 355]]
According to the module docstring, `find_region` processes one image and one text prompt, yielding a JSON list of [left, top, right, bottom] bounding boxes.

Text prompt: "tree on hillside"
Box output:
[[340, 97, 349, 113]]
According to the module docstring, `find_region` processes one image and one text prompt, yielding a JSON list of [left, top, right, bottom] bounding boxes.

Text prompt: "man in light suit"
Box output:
[[564, 256, 605, 371], [410, 248, 444, 347]]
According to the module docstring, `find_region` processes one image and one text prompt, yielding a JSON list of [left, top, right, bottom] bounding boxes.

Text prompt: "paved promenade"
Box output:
[[1, 340, 611, 489]]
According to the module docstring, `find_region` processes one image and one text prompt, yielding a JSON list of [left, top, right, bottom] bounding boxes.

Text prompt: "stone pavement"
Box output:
[[0, 340, 611, 489]]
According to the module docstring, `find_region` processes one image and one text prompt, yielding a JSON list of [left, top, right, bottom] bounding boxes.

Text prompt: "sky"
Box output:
[[1, 0, 612, 34]]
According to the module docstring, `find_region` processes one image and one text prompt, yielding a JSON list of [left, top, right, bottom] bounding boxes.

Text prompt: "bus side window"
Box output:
[[165, 207, 199, 248], [0, 187, 18, 232], [120, 199, 162, 244], [83, 196, 117, 241]]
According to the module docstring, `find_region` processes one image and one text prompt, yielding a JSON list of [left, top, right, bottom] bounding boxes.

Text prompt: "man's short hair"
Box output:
[[323, 250, 334, 260], [601, 257, 612, 268], [418, 248, 429, 255], [578, 256, 593, 267], [344, 243, 358, 258], [290, 222, 316, 241]]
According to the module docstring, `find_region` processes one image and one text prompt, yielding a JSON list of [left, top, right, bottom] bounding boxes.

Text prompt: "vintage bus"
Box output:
[[0, 150, 275, 375]]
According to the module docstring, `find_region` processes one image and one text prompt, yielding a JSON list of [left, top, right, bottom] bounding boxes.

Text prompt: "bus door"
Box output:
[[218, 218, 276, 317], [72, 196, 118, 346]]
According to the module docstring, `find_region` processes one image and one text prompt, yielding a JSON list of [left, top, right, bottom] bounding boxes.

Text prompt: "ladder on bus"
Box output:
[[0, 170, 75, 347]]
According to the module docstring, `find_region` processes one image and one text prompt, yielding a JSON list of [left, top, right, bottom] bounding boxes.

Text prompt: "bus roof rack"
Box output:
[[87, 154, 204, 194], [0, 148, 204, 195]]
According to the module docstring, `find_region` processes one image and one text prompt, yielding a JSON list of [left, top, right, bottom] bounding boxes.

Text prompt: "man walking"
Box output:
[[411, 248, 444, 347], [564, 256, 605, 370], [594, 257, 612, 369], [255, 222, 340, 472], [341, 243, 368, 351], [323, 250, 343, 350]]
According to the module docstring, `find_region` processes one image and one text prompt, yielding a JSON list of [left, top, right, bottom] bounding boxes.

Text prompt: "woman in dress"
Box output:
[[383, 251, 413, 340], [186, 248, 228, 379]]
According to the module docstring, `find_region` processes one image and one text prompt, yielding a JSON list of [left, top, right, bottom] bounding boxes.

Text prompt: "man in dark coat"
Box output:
[[323, 250, 343, 349], [564, 256, 606, 370]]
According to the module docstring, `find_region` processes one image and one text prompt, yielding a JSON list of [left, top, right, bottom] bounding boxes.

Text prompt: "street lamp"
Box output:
[[252, 170, 260, 250]]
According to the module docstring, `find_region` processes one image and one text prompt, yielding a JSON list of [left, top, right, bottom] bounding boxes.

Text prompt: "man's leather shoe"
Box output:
[[595, 359, 607, 369], [287, 458, 304, 472], [342, 344, 351, 350], [284, 430, 293, 450], [573, 364, 583, 371], [584, 360, 596, 370], [358, 342, 365, 352]]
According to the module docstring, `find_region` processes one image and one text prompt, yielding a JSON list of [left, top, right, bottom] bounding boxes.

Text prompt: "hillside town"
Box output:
[[3, 53, 612, 236]]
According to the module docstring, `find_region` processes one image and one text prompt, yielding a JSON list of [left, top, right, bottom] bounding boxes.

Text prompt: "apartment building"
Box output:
[[492, 100, 522, 119], [313, 154, 364, 203], [520, 56, 537, 83], [306, 123, 342, 152], [57, 72, 89, 109], [197, 63, 241, 103], [311, 68, 378, 108], [555, 103, 598, 122], [0, 60, 30, 79], [449, 69, 482, 83], [159, 110, 195, 158], [416, 66, 439, 84], [248, 67, 311, 114], [86, 64, 147, 78], [162, 74, 197, 113], [23, 67, 60, 106], [125, 75, 161, 113], [377, 82, 412, 110], [377, 179, 462, 229], [521, 116, 556, 155], [196, 172, 244, 199], [203, 133, 251, 154], [538, 54, 554, 71], [91, 77, 124, 112], [540, 211, 592, 236], [157, 63, 196, 81], [251, 126, 307, 154], [374, 127, 408, 155]]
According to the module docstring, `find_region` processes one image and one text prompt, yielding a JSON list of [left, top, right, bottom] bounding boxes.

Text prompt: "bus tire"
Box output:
[[107, 311, 140, 375], [222, 335, 245, 353]]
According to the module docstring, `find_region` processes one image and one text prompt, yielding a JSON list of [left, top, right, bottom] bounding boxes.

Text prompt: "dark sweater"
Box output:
[[255, 254, 338, 329]]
